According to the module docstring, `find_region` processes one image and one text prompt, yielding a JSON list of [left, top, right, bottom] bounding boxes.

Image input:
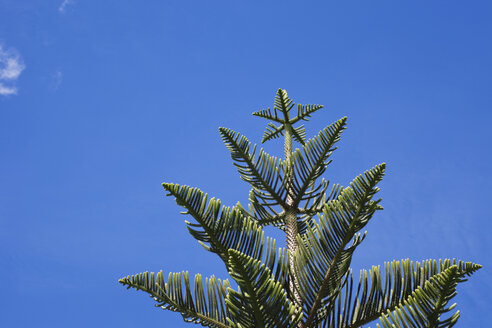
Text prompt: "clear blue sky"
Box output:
[[1, 1, 491, 327]]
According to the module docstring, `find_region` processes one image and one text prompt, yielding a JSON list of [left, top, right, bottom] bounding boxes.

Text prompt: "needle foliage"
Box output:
[[119, 89, 480, 328]]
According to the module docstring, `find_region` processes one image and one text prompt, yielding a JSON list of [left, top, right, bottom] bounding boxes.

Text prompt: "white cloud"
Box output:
[[0, 84, 17, 95], [59, 0, 75, 13], [0, 45, 25, 96]]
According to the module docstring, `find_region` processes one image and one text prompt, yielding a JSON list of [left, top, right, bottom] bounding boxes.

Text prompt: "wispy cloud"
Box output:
[[0, 45, 25, 96], [51, 70, 63, 90], [58, 0, 75, 13], [0, 84, 17, 96]]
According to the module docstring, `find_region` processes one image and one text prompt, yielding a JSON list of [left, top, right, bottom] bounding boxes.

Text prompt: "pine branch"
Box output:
[[252, 107, 285, 124], [291, 124, 307, 145], [247, 187, 285, 223], [119, 271, 232, 328], [376, 262, 481, 328], [255, 210, 286, 227], [275, 88, 295, 117], [316, 259, 481, 328], [290, 117, 347, 207], [298, 183, 342, 218], [163, 183, 227, 258], [290, 104, 324, 124], [300, 164, 386, 327], [226, 249, 303, 328], [262, 122, 285, 144], [219, 128, 287, 208], [162, 183, 289, 284]]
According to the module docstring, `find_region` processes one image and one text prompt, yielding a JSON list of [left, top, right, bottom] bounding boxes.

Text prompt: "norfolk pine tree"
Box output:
[[119, 89, 481, 327]]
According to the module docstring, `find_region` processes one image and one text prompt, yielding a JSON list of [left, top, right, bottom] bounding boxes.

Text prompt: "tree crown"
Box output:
[[120, 89, 481, 328]]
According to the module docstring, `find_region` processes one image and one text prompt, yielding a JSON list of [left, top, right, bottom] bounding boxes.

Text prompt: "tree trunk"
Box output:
[[284, 123, 303, 327]]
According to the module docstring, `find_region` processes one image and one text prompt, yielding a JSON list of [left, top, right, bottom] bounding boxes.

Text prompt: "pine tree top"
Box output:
[[119, 89, 481, 328]]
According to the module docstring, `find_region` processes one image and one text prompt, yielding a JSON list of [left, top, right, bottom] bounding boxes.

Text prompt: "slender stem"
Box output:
[[284, 123, 303, 327]]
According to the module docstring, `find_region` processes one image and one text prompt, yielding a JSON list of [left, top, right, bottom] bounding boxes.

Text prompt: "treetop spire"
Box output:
[[253, 89, 324, 145]]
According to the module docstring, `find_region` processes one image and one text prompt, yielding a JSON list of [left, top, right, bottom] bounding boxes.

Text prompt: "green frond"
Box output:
[[316, 259, 481, 328], [119, 271, 232, 328], [291, 104, 324, 124], [246, 187, 287, 226], [219, 127, 287, 208], [235, 199, 285, 232], [248, 198, 286, 227], [299, 183, 343, 218], [291, 124, 307, 145], [297, 228, 366, 323], [274, 88, 295, 116], [162, 183, 289, 284], [296, 164, 386, 326], [258, 89, 293, 144], [252, 107, 284, 124], [261, 122, 285, 144], [225, 249, 303, 328], [290, 117, 347, 207], [376, 262, 481, 328]]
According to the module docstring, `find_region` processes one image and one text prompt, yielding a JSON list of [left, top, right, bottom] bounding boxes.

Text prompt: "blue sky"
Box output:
[[1, 1, 491, 327]]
